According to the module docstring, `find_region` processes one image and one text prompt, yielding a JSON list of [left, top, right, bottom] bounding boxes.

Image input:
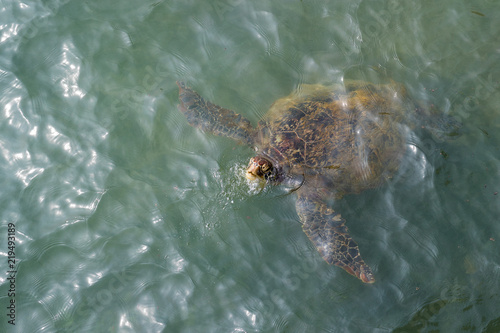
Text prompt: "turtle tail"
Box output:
[[177, 81, 256, 146]]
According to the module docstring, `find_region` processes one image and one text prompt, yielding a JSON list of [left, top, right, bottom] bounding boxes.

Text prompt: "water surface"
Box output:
[[1, 0, 500, 332]]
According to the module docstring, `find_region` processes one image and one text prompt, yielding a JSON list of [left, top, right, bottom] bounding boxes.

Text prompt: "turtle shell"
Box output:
[[256, 81, 408, 196]]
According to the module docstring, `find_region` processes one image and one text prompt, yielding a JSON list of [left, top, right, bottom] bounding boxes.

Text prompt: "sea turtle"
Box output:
[[176, 80, 457, 283]]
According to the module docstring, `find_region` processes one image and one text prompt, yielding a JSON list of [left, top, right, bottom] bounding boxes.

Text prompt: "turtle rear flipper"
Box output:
[[413, 103, 462, 141], [177, 81, 256, 146], [296, 190, 375, 283], [425, 113, 462, 141]]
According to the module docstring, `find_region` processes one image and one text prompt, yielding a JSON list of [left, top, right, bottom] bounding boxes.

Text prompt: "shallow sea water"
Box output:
[[1, 0, 500, 332]]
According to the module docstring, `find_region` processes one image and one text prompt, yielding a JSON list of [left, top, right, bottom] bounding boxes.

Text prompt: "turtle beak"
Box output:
[[246, 161, 262, 181], [246, 155, 274, 184]]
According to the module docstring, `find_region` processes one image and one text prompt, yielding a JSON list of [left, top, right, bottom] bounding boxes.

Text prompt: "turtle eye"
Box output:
[[259, 159, 272, 173]]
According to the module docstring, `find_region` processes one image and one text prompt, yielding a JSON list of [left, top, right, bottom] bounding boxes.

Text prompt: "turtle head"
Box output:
[[246, 155, 279, 184]]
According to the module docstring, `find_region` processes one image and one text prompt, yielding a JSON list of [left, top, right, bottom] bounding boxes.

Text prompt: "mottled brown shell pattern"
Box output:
[[258, 82, 407, 195]]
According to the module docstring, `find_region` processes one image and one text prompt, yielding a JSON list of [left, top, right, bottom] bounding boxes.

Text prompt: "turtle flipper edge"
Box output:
[[177, 81, 256, 146], [296, 191, 375, 283]]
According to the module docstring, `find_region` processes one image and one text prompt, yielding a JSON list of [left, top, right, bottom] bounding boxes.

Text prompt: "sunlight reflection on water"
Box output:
[[0, 0, 499, 332]]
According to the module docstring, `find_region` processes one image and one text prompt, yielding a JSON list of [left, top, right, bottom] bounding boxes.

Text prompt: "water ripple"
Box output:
[[0, 0, 499, 332]]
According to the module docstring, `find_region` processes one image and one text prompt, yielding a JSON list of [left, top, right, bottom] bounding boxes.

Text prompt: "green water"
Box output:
[[1, 0, 500, 332]]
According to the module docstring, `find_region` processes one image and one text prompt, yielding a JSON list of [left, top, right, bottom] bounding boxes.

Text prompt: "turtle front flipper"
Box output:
[[296, 190, 375, 283], [177, 81, 256, 146]]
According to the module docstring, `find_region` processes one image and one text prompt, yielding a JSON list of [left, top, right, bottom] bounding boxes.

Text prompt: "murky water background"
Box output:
[[1, 0, 499, 332]]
